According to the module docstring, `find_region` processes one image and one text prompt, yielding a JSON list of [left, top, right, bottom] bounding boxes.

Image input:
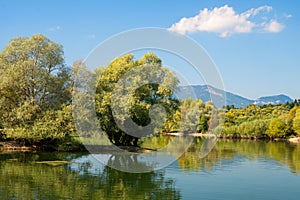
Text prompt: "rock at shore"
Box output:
[[288, 137, 300, 144]]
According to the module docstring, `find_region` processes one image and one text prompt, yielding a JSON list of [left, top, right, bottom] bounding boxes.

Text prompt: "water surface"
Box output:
[[1, 139, 300, 199]]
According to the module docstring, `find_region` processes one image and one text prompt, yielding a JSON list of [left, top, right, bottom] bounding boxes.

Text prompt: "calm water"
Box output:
[[1, 139, 300, 199]]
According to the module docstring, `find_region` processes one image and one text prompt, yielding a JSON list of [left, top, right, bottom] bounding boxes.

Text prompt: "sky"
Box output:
[[1, 0, 300, 100]]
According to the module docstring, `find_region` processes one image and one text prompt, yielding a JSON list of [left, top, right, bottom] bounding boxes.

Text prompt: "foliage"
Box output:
[[177, 98, 202, 133], [238, 119, 270, 138], [292, 109, 300, 135], [267, 117, 288, 138], [162, 99, 214, 134], [4, 104, 76, 144], [214, 103, 298, 139], [95, 53, 179, 146], [0, 34, 73, 145]]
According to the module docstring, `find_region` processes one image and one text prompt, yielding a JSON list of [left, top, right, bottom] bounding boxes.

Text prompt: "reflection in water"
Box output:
[[0, 153, 180, 200], [177, 138, 300, 174], [142, 136, 300, 174], [1, 139, 300, 199]]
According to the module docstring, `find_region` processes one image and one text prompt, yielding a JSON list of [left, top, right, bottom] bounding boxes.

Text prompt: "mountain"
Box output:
[[253, 94, 293, 106], [175, 85, 293, 108]]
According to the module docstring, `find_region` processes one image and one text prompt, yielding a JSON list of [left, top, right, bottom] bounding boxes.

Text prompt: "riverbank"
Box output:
[[163, 132, 300, 143], [0, 139, 86, 153], [0, 140, 156, 153], [0, 141, 36, 152], [1, 134, 299, 153]]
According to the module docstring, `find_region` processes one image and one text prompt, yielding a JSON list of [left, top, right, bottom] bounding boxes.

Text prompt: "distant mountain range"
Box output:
[[175, 85, 293, 108]]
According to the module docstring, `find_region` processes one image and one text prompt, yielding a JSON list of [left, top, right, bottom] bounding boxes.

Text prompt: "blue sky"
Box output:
[[1, 0, 299, 100]]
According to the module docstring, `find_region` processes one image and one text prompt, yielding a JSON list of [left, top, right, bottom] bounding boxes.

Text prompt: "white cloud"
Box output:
[[169, 5, 285, 37], [283, 13, 292, 19], [242, 5, 272, 17], [263, 20, 285, 33], [48, 26, 61, 32]]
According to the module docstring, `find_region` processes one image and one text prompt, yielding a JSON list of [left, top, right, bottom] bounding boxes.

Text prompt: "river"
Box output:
[[1, 139, 300, 199]]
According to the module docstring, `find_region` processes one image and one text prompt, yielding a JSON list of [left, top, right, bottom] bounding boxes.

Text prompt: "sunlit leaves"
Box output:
[[0, 34, 72, 142], [95, 53, 179, 146]]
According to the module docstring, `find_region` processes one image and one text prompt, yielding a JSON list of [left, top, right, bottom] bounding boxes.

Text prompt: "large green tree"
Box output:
[[95, 53, 179, 146], [0, 34, 72, 140]]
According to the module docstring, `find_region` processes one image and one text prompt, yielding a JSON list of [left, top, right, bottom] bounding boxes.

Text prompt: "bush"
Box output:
[[267, 118, 288, 138]]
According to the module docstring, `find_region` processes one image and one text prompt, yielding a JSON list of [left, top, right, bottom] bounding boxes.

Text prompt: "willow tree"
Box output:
[[95, 53, 179, 147], [0, 34, 71, 133]]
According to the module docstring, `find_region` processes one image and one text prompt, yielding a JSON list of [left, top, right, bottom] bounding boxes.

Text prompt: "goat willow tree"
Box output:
[[0, 34, 72, 140], [95, 53, 179, 147]]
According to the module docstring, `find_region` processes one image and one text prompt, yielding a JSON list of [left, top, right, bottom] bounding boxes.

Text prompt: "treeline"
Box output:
[[0, 34, 299, 149], [161, 98, 300, 139], [214, 101, 300, 139], [0, 34, 180, 147]]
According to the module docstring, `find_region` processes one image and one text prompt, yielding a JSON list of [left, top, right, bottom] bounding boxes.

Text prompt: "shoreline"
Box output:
[[0, 141, 37, 152], [163, 132, 299, 141], [0, 140, 86, 153], [1, 135, 299, 153]]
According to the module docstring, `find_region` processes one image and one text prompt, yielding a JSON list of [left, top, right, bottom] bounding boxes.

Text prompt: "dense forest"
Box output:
[[0, 34, 299, 149]]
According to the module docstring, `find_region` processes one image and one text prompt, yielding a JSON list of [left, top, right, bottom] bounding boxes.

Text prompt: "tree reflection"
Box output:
[[98, 162, 180, 200], [1, 139, 300, 199], [176, 138, 300, 174], [0, 152, 181, 200]]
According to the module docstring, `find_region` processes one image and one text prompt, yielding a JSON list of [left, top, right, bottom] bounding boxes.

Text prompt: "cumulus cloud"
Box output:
[[263, 20, 285, 33], [242, 5, 272, 17], [169, 5, 285, 37]]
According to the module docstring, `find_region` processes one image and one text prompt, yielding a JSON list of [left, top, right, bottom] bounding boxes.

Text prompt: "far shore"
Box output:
[[1, 134, 299, 153], [163, 132, 299, 142]]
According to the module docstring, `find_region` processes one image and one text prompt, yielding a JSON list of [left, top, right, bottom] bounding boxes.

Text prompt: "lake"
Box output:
[[1, 139, 300, 199]]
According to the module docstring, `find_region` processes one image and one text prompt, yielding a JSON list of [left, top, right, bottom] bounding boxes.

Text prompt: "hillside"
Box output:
[[175, 85, 293, 108]]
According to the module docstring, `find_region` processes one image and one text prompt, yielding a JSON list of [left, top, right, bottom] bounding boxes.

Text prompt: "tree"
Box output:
[[95, 53, 179, 146], [175, 98, 203, 134], [224, 110, 235, 127], [268, 117, 288, 138], [286, 106, 298, 135], [0, 34, 71, 140], [198, 113, 209, 133], [292, 109, 300, 136]]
